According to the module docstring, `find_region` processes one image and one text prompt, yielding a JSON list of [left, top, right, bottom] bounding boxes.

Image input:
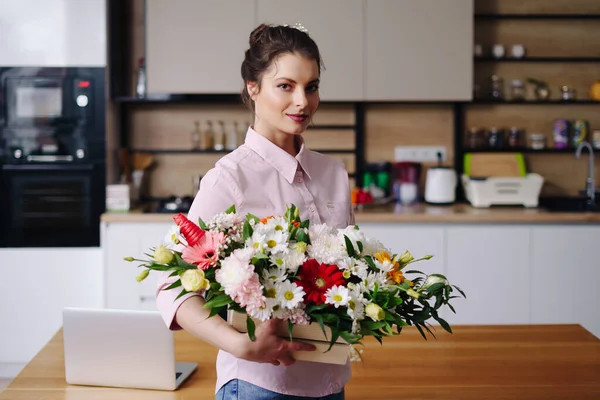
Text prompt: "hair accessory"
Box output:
[[284, 22, 309, 34]]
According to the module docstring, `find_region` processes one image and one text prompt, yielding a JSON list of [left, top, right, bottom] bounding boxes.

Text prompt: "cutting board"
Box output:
[[464, 153, 526, 177]]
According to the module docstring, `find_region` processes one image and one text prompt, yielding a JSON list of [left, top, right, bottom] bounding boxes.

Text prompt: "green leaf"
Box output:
[[169, 270, 179, 278], [312, 314, 327, 340], [361, 320, 387, 330], [415, 324, 427, 340], [453, 285, 467, 298], [246, 316, 256, 341], [296, 229, 309, 244], [364, 256, 380, 272], [242, 220, 253, 241], [447, 303, 457, 314], [327, 327, 341, 352], [435, 316, 452, 334], [175, 288, 190, 301], [165, 279, 182, 291], [343, 235, 356, 257], [225, 204, 236, 214], [174, 252, 198, 270], [426, 282, 446, 294], [339, 331, 362, 345], [246, 213, 260, 223], [357, 241, 363, 253], [197, 217, 208, 230], [299, 220, 310, 229], [208, 306, 224, 318], [306, 303, 329, 313], [404, 270, 426, 275], [203, 293, 233, 309]]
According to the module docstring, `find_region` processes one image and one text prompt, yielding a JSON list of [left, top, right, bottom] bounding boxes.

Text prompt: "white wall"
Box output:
[[0, 0, 106, 66]]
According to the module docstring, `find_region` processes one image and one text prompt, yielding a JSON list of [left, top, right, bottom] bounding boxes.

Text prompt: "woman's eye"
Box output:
[[278, 84, 291, 90], [307, 85, 319, 93]]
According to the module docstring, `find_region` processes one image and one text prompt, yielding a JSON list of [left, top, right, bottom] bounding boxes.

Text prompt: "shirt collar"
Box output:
[[244, 126, 313, 183]]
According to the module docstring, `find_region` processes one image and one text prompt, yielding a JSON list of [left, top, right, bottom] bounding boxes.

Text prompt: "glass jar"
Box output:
[[490, 75, 504, 99], [488, 127, 506, 149], [508, 127, 524, 148], [466, 127, 485, 149], [510, 80, 525, 101], [530, 133, 546, 150]]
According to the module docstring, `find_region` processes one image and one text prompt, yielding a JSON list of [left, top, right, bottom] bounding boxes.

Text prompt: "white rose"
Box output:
[[180, 269, 209, 292], [422, 275, 448, 289]]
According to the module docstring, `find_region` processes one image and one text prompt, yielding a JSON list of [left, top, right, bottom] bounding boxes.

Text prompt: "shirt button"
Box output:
[[309, 206, 316, 212], [295, 176, 303, 184]]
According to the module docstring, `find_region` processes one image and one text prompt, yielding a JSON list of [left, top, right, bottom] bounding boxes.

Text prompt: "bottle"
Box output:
[[226, 121, 238, 151], [213, 121, 225, 151], [204, 121, 214, 150], [136, 57, 146, 98], [191, 121, 201, 150]]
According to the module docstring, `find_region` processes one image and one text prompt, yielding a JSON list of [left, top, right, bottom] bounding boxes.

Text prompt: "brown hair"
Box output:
[[241, 24, 323, 110]]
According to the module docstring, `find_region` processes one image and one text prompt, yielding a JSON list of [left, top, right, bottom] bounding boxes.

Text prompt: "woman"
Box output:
[[156, 23, 354, 399]]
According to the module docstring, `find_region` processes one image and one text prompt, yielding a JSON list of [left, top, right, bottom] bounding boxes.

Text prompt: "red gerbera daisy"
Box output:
[[296, 259, 346, 305]]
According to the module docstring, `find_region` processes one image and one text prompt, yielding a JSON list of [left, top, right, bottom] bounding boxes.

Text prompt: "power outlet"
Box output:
[[394, 146, 447, 163]]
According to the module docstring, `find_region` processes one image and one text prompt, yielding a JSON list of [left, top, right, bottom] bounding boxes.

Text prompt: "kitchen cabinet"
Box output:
[[445, 226, 530, 325], [531, 226, 600, 338], [145, 0, 256, 94], [256, 0, 364, 101], [0, 0, 106, 66], [364, 0, 473, 101], [102, 222, 172, 311], [0, 248, 103, 364]]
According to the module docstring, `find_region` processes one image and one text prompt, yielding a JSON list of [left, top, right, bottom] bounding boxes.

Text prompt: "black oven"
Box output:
[[0, 67, 106, 248], [0, 163, 105, 247]]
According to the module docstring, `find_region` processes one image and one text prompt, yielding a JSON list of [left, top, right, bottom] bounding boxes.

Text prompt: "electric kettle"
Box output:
[[424, 154, 457, 205]]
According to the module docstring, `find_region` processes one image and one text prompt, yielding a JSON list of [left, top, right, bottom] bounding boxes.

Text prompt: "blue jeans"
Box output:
[[216, 379, 345, 400]]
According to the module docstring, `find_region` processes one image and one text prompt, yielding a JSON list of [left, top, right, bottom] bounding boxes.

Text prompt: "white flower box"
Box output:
[[227, 310, 351, 365]]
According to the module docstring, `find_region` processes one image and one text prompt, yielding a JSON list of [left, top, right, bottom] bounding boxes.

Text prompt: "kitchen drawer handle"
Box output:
[[139, 296, 155, 302]]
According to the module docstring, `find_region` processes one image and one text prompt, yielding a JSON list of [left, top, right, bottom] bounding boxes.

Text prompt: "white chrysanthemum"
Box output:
[[309, 223, 337, 242], [163, 225, 182, 248], [246, 231, 267, 253], [215, 248, 255, 295], [347, 286, 367, 320], [362, 236, 386, 257], [283, 249, 307, 274], [307, 232, 346, 265], [338, 225, 366, 255], [263, 280, 279, 300], [361, 271, 387, 291], [262, 265, 287, 283], [264, 230, 288, 254], [277, 281, 305, 309], [247, 299, 274, 321], [374, 258, 396, 274], [264, 216, 289, 234], [325, 285, 350, 308]]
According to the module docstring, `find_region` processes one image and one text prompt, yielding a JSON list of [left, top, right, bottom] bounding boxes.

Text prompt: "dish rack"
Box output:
[[461, 173, 544, 208]]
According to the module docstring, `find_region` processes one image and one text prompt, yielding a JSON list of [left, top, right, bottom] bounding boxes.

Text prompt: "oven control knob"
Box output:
[[13, 149, 23, 159], [76, 149, 85, 159], [76, 95, 89, 107]]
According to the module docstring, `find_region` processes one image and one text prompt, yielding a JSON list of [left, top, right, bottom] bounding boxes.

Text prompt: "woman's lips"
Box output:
[[287, 114, 308, 123]]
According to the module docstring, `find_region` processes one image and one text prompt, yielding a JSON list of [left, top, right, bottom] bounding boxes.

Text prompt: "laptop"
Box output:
[[62, 307, 197, 391]]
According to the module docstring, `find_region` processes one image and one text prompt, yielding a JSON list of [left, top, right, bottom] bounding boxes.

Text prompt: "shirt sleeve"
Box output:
[[155, 165, 241, 330]]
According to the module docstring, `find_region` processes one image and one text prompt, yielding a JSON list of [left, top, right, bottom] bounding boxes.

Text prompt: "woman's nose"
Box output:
[[294, 89, 308, 108]]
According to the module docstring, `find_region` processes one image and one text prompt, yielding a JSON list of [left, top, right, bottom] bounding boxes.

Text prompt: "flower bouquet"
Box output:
[[129, 204, 465, 364]]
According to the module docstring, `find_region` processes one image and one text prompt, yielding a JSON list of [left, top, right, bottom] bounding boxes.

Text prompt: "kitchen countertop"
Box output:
[[100, 202, 600, 224], [3, 325, 599, 400]]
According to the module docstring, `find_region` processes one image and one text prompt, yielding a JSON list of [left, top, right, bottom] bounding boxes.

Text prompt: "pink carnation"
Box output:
[[182, 231, 225, 270], [232, 274, 266, 309], [284, 308, 309, 325]]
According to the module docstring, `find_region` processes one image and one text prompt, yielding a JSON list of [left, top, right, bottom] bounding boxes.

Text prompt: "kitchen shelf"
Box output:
[[464, 148, 581, 154], [474, 57, 600, 63], [129, 148, 356, 155], [468, 99, 600, 105], [474, 14, 600, 20]]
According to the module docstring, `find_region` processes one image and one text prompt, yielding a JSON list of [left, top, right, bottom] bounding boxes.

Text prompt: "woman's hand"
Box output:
[[235, 319, 316, 366]]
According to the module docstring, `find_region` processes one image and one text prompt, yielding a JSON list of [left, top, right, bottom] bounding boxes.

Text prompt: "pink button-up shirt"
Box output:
[[156, 126, 354, 397]]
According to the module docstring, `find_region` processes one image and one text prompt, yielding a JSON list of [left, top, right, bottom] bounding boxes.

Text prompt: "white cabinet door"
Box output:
[[103, 222, 172, 311], [0, 0, 106, 66], [145, 0, 256, 94], [445, 226, 530, 325], [531, 226, 600, 339], [0, 248, 103, 363], [257, 0, 364, 101], [365, 0, 473, 101]]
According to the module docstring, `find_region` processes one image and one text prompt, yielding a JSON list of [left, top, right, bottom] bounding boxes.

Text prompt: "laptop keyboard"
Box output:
[[176, 372, 182, 379]]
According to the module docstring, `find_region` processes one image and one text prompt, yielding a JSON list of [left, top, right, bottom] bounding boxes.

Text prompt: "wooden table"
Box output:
[[2, 324, 599, 399]]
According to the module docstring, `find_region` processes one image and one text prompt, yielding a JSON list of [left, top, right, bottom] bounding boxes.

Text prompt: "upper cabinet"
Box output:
[[257, 0, 364, 101], [144, 0, 473, 101], [365, 0, 473, 101], [145, 0, 255, 94], [0, 0, 106, 67]]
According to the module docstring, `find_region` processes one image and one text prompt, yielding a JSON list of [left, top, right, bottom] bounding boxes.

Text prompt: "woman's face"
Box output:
[[248, 52, 320, 137]]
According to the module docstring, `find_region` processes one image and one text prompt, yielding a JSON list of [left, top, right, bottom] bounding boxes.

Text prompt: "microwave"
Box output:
[[0, 67, 106, 163]]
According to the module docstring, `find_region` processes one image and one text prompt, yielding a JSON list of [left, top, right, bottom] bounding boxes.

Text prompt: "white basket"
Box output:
[[461, 173, 544, 208]]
